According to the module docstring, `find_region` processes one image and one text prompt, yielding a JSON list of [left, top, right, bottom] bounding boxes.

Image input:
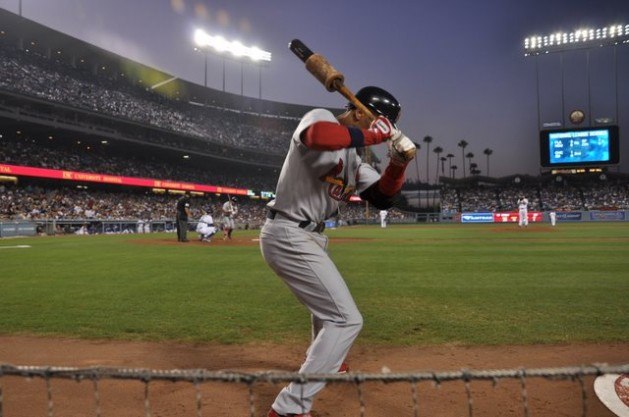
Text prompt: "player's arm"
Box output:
[[358, 131, 416, 209], [359, 160, 409, 210], [301, 116, 395, 151]]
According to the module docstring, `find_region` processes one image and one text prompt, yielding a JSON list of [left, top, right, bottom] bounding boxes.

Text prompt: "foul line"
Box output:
[[0, 245, 32, 249]]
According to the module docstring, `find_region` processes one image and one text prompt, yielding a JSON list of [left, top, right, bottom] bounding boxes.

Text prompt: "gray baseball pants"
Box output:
[[259, 217, 363, 415]]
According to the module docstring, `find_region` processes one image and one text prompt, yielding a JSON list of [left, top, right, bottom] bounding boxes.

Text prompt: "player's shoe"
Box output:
[[338, 362, 349, 373], [267, 409, 312, 417]]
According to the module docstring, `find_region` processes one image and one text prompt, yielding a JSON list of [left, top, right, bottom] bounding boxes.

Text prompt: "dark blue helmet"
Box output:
[[350, 86, 401, 124]]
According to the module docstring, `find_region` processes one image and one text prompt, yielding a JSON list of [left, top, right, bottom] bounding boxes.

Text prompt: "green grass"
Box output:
[[1, 223, 628, 346]]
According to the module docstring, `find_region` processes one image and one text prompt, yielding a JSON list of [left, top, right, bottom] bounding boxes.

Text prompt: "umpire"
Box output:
[[175, 192, 191, 242]]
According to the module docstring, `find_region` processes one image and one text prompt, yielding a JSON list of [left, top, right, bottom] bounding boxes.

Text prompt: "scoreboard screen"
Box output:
[[540, 126, 619, 167]]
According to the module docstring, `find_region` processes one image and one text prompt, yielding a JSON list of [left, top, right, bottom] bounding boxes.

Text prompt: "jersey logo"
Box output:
[[319, 158, 344, 186], [319, 158, 355, 202], [328, 184, 355, 201]]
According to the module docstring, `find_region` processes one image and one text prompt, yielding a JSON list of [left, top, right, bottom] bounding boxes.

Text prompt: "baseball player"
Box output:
[[379, 209, 388, 228], [221, 197, 238, 240], [549, 209, 557, 226], [196, 207, 218, 242], [517, 195, 529, 227], [175, 193, 191, 242], [260, 86, 416, 417]]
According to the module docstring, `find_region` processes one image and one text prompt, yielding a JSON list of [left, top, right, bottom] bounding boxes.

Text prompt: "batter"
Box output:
[[260, 86, 416, 417]]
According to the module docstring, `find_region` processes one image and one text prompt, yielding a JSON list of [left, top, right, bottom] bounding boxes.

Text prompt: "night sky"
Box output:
[[1, 0, 628, 181]]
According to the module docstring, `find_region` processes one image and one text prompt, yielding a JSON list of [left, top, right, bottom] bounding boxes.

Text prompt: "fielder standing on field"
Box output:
[[260, 86, 416, 417], [379, 209, 388, 228], [518, 195, 529, 228], [221, 197, 237, 240]]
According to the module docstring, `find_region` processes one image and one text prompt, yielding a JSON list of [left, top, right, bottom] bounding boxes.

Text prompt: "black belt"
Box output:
[[267, 210, 326, 233]]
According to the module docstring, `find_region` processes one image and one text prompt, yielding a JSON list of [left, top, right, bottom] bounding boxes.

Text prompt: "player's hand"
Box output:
[[388, 132, 417, 165], [368, 116, 397, 141]]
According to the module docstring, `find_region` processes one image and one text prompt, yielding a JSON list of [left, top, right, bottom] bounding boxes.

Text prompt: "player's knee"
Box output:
[[346, 311, 363, 332]]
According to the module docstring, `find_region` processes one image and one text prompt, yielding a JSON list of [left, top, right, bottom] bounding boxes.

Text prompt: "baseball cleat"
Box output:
[[267, 409, 312, 417], [338, 362, 349, 373]]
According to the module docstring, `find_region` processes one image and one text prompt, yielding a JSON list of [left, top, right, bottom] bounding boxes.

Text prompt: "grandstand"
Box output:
[[1, 7, 629, 235], [0, 8, 357, 233]]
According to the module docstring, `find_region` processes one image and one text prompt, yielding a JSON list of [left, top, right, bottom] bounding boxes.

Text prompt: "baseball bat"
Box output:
[[288, 39, 376, 121]]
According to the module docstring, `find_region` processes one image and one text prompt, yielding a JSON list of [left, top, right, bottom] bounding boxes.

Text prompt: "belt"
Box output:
[[267, 210, 326, 233]]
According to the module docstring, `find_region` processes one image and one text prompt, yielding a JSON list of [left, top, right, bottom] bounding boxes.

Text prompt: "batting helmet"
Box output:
[[349, 86, 401, 124]]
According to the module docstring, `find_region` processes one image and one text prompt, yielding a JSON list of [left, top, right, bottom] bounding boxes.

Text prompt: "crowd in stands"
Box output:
[[441, 179, 629, 213], [0, 45, 297, 155], [0, 183, 413, 233], [0, 135, 278, 191]]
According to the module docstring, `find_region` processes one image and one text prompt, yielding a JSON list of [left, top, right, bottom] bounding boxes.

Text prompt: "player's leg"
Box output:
[[181, 220, 188, 241], [260, 221, 362, 415]]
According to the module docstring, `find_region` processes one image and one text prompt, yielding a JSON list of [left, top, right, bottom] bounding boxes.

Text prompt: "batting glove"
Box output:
[[388, 132, 417, 165], [368, 116, 397, 142]]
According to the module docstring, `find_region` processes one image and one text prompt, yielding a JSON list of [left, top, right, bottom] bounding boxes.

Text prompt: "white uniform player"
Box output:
[[549, 210, 556, 226], [196, 210, 217, 242], [221, 198, 237, 240], [260, 86, 416, 417], [518, 196, 529, 227], [379, 210, 388, 228]]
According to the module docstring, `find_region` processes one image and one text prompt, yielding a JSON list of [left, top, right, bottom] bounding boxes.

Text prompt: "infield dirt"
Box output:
[[1, 336, 627, 417]]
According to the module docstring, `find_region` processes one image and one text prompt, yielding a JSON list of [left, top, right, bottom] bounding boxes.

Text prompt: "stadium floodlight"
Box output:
[[523, 23, 629, 55], [193, 29, 271, 62]]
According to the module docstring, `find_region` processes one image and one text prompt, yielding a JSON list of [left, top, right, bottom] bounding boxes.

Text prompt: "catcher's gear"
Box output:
[[388, 132, 416, 165]]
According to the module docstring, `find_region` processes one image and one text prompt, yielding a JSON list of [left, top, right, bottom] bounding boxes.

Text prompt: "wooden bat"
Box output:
[[289, 39, 376, 122], [289, 39, 416, 162]]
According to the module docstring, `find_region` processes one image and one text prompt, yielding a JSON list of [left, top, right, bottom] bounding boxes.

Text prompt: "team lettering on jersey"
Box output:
[[319, 158, 355, 202]]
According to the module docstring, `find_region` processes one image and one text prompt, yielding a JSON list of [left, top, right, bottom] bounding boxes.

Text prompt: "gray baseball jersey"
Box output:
[[267, 108, 380, 223], [260, 108, 380, 415]]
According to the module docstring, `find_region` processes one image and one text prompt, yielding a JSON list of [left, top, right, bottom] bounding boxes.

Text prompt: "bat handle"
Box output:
[[289, 39, 313, 62]]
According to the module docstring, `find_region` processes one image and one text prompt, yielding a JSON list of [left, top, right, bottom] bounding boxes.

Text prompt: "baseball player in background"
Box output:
[[221, 197, 238, 240], [175, 192, 191, 242], [379, 209, 388, 228], [196, 207, 218, 242], [549, 209, 557, 226], [260, 86, 416, 417], [518, 195, 529, 227]]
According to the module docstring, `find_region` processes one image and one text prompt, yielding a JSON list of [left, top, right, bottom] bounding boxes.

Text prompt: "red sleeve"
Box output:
[[301, 121, 385, 151], [377, 161, 408, 196]]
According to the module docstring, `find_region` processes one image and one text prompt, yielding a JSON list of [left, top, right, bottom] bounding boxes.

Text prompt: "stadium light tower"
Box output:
[[523, 23, 629, 129], [193, 28, 271, 98], [523, 24, 629, 56]]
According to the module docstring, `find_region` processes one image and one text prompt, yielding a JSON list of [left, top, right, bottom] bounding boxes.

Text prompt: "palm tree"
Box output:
[[440, 156, 447, 176], [465, 152, 475, 174], [469, 162, 478, 175], [446, 153, 455, 178], [451, 165, 458, 179], [483, 148, 493, 177], [457, 140, 468, 178], [423, 136, 433, 184], [433, 146, 443, 183]]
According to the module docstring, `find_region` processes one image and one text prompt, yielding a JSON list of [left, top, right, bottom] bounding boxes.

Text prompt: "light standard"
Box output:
[[523, 24, 629, 128], [193, 29, 272, 99]]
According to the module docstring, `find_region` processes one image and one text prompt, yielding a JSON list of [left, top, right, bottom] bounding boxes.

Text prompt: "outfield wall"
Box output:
[[456, 210, 628, 223]]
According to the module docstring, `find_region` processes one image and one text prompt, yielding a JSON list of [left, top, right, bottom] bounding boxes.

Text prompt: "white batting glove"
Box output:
[[388, 132, 417, 165]]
